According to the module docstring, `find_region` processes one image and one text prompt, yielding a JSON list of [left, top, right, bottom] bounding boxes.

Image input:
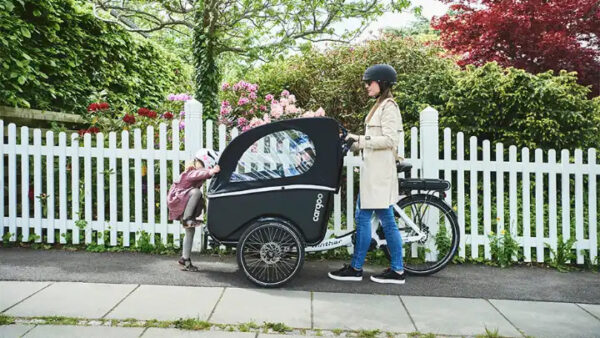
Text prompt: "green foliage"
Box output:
[[263, 322, 291, 333], [477, 327, 500, 338], [173, 318, 211, 331], [357, 329, 380, 338], [193, 5, 219, 120], [488, 228, 520, 268], [0, 0, 191, 113], [442, 63, 600, 151], [241, 34, 600, 151], [0, 314, 15, 325], [546, 235, 577, 272], [244, 34, 457, 135], [435, 224, 452, 259]]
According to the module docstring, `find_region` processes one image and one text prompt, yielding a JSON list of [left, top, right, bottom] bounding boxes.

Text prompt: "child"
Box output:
[[167, 148, 220, 271]]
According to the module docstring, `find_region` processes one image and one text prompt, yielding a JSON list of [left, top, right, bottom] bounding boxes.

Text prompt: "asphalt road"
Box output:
[[1, 247, 598, 304]]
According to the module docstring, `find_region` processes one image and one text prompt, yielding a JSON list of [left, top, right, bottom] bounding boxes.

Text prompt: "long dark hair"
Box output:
[[368, 83, 394, 116]]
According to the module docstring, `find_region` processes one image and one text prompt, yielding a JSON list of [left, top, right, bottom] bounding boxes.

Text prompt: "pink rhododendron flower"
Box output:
[[220, 105, 232, 116], [302, 111, 315, 118], [265, 94, 274, 101], [281, 90, 290, 97], [249, 92, 257, 100], [260, 105, 267, 111], [237, 117, 248, 127], [315, 107, 326, 116], [270, 102, 283, 119], [221, 83, 230, 90], [167, 94, 176, 101], [263, 113, 271, 123], [288, 94, 296, 104], [285, 104, 298, 115], [248, 117, 266, 129], [280, 98, 289, 107], [238, 97, 250, 105]]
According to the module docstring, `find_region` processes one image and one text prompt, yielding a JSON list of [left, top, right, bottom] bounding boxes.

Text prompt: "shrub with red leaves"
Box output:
[[432, 0, 600, 96]]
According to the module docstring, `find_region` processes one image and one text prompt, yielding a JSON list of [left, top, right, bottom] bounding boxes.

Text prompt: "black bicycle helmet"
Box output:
[[362, 64, 397, 85]]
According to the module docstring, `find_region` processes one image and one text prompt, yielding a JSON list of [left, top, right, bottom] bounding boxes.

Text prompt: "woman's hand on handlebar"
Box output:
[[345, 133, 359, 142]]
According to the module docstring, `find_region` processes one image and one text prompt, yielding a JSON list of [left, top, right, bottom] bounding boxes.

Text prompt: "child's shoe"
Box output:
[[181, 258, 199, 272]]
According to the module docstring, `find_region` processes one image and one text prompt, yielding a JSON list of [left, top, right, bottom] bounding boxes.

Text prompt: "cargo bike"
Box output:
[[204, 117, 459, 287]]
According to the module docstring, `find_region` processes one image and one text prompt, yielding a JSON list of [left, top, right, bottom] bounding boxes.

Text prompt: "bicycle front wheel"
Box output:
[[382, 194, 459, 275]]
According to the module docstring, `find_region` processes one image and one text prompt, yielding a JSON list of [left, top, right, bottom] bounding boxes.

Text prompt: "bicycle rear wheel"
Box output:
[[381, 194, 459, 275]]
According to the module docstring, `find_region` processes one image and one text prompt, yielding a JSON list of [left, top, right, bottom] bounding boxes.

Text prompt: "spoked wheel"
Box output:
[[381, 194, 459, 275], [237, 219, 305, 287]]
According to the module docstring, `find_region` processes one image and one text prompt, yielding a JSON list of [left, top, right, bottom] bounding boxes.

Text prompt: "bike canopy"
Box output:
[[208, 117, 343, 196]]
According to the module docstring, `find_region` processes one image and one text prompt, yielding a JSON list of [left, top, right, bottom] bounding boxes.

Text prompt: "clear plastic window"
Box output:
[[230, 130, 316, 182]]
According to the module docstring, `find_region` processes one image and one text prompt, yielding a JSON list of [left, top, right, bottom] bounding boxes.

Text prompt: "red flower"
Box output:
[[87, 103, 99, 112], [87, 102, 110, 112], [123, 114, 136, 124], [137, 107, 150, 116], [28, 187, 34, 201], [78, 129, 88, 136], [87, 126, 100, 134], [163, 112, 174, 119], [147, 110, 158, 118]]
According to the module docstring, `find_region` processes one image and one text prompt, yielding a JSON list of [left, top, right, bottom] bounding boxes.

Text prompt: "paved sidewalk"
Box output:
[[1, 281, 599, 337]]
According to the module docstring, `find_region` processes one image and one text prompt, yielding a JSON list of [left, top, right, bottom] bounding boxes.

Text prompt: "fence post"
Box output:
[[184, 99, 205, 252], [419, 106, 440, 261], [420, 106, 439, 178], [184, 99, 203, 157]]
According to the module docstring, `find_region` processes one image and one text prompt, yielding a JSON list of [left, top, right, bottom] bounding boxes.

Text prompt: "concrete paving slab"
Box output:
[[402, 296, 521, 337], [0, 324, 35, 338], [0, 282, 49, 312], [492, 299, 600, 338], [105, 285, 223, 321], [142, 328, 255, 337], [313, 292, 415, 332], [578, 303, 600, 320], [22, 325, 143, 338], [5, 282, 137, 318], [210, 288, 311, 328]]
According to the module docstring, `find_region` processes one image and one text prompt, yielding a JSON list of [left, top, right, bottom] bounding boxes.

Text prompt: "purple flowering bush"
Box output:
[[219, 80, 325, 132]]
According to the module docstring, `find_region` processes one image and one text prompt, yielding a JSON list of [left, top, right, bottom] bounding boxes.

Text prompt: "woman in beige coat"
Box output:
[[328, 64, 405, 284]]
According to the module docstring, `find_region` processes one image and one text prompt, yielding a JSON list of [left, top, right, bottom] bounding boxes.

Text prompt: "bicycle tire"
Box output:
[[381, 194, 459, 275]]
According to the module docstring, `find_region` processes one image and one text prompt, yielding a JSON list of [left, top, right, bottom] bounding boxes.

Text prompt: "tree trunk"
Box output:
[[192, 2, 219, 120]]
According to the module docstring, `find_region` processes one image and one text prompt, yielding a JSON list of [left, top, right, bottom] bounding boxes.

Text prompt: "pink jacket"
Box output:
[[167, 168, 213, 221]]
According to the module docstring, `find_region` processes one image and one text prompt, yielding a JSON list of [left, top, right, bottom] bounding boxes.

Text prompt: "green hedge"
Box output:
[[242, 35, 600, 151], [0, 0, 192, 114]]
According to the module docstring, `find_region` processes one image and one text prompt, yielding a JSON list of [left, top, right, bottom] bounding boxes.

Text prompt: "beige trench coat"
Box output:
[[353, 98, 403, 209]]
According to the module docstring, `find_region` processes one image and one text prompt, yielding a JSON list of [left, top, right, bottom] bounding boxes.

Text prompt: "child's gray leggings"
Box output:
[[182, 188, 204, 259], [182, 227, 195, 259]]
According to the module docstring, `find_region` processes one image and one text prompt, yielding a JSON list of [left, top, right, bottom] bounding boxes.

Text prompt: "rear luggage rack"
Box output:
[[398, 178, 451, 192]]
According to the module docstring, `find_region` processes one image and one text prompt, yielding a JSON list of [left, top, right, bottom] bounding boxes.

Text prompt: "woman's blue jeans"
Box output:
[[351, 196, 404, 271]]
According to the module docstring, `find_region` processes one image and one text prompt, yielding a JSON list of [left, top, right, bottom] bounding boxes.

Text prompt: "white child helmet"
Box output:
[[194, 148, 219, 169]]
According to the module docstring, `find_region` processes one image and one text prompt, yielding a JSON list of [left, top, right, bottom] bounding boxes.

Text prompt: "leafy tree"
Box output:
[[432, 0, 600, 97], [89, 0, 412, 118]]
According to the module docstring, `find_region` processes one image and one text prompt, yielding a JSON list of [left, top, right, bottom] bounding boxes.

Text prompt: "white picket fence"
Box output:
[[0, 100, 598, 264]]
